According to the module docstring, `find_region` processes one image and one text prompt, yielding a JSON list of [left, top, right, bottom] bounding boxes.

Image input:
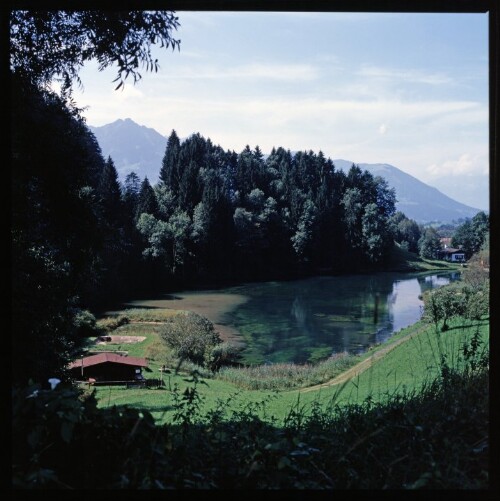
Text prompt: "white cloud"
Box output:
[[114, 84, 144, 101], [168, 63, 319, 81], [81, 92, 486, 155], [426, 153, 489, 178], [358, 65, 453, 85], [378, 124, 388, 135]]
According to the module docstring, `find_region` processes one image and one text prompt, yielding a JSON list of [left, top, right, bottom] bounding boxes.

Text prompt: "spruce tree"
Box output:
[[11, 79, 106, 385], [97, 156, 123, 226], [123, 171, 142, 219], [135, 177, 159, 220], [160, 130, 181, 189]]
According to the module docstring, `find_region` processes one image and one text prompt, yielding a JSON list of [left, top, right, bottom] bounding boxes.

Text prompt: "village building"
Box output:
[[439, 237, 452, 249], [438, 247, 466, 262]]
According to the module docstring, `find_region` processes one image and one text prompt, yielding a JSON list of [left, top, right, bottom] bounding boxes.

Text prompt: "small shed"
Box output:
[[68, 353, 148, 382]]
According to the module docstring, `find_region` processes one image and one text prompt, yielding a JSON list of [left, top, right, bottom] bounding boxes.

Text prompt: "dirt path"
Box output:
[[96, 335, 146, 344], [129, 321, 164, 324], [298, 324, 426, 393]]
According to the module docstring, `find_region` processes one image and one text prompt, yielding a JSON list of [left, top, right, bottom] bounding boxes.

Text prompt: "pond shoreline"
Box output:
[[124, 292, 250, 348]]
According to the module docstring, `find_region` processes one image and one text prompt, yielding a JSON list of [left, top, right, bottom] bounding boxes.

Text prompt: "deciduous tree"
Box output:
[[10, 10, 181, 95], [160, 312, 222, 370], [418, 227, 441, 260]]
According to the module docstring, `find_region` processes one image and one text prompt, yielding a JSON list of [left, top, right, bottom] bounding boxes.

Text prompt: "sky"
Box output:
[[72, 11, 489, 211]]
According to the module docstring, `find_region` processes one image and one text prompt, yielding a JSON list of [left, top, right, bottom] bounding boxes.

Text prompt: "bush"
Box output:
[[207, 342, 242, 372], [72, 309, 99, 337], [463, 283, 489, 321], [219, 351, 356, 390], [145, 338, 172, 363], [423, 283, 466, 331], [423, 280, 489, 330], [160, 311, 222, 370], [462, 257, 489, 291], [12, 357, 489, 489]]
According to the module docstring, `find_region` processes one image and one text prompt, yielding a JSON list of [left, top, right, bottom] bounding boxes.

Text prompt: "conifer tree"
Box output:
[[135, 177, 159, 220], [160, 130, 181, 189], [123, 171, 142, 219], [97, 157, 123, 226]]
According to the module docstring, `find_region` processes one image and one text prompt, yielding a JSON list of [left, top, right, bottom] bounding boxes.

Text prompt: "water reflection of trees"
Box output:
[[235, 272, 459, 364]]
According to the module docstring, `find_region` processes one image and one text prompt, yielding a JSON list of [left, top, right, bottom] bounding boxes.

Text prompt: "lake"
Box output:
[[127, 271, 461, 365]]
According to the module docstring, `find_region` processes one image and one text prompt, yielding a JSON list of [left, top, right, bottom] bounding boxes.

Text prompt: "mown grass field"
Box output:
[[88, 307, 489, 425]]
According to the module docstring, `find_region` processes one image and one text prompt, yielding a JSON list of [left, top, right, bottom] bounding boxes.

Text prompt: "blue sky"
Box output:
[[73, 11, 489, 210]]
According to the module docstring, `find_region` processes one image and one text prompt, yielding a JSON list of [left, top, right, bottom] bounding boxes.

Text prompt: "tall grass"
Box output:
[[118, 308, 181, 322], [95, 308, 182, 332], [218, 351, 358, 390]]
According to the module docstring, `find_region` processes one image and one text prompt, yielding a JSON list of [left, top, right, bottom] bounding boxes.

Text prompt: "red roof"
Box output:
[[440, 247, 464, 254], [68, 353, 148, 370]]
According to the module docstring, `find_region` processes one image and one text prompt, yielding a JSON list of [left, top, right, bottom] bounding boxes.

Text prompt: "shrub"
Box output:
[[72, 309, 99, 337], [121, 308, 179, 322], [463, 283, 489, 321], [422, 283, 466, 331], [12, 357, 489, 489], [145, 338, 172, 363], [160, 311, 222, 370], [207, 342, 242, 372], [423, 279, 489, 331], [218, 351, 356, 390]]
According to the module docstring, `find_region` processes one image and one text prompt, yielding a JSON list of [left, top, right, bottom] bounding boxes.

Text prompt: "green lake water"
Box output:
[[220, 271, 460, 364], [132, 271, 460, 365]]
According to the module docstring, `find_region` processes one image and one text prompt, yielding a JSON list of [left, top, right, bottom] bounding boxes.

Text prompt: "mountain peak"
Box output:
[[89, 119, 167, 182]]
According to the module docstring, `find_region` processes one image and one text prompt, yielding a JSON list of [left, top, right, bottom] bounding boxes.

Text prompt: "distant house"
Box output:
[[68, 353, 148, 382], [438, 247, 466, 262], [439, 237, 452, 249]]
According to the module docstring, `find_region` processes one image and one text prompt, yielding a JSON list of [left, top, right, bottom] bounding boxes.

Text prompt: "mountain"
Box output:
[[332, 159, 482, 223], [89, 118, 167, 182], [88, 119, 483, 224]]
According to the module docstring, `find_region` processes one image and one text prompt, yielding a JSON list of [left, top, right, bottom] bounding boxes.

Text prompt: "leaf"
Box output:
[[278, 456, 292, 469], [60, 421, 74, 443]]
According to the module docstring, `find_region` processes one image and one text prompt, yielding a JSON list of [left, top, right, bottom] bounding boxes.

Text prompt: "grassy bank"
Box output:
[[88, 309, 488, 425], [385, 243, 463, 272]]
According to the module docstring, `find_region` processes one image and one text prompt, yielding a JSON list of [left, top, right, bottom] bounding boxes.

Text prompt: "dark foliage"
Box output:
[[11, 77, 105, 385], [10, 10, 180, 95], [451, 212, 489, 259], [11, 10, 183, 384]]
